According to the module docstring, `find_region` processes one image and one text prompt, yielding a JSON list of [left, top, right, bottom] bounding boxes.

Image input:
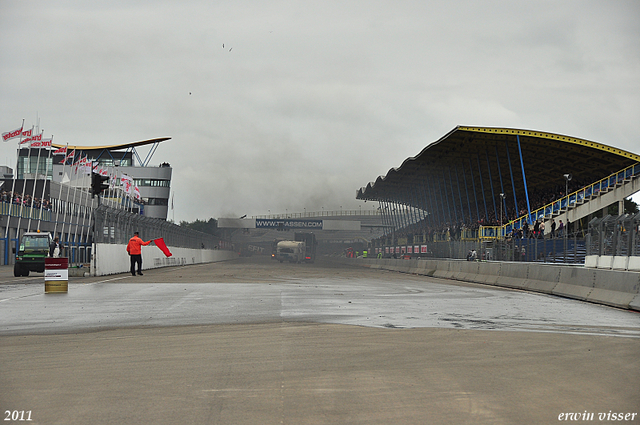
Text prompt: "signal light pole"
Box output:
[[91, 171, 109, 204]]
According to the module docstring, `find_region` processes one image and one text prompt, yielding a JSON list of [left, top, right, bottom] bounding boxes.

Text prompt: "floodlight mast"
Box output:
[[499, 193, 505, 239], [564, 173, 572, 198]]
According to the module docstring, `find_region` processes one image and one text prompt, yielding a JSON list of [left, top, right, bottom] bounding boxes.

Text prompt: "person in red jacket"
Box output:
[[126, 231, 151, 276]]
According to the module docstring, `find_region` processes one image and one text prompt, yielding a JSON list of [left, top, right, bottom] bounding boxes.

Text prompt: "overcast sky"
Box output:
[[1, 0, 639, 222]]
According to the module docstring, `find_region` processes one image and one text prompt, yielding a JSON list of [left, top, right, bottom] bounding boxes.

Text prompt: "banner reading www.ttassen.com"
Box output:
[[255, 219, 323, 229]]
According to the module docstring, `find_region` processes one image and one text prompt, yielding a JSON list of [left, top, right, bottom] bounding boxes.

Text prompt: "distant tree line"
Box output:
[[178, 218, 218, 235], [607, 197, 639, 216]]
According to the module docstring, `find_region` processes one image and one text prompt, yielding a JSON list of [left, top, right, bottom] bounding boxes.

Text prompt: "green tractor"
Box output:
[[14, 231, 53, 277]]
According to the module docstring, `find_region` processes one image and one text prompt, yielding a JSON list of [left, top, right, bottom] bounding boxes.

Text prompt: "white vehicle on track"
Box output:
[[275, 240, 306, 263]]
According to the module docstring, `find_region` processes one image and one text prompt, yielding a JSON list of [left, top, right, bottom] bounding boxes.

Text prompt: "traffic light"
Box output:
[[91, 172, 109, 197]]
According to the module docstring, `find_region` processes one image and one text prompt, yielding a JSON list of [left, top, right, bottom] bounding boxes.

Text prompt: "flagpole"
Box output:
[[36, 135, 53, 231], [77, 159, 92, 263], [108, 165, 116, 209], [53, 143, 69, 238], [4, 119, 24, 241], [68, 153, 84, 263], [15, 124, 34, 237], [73, 156, 88, 240], [60, 147, 76, 251], [27, 131, 44, 231]]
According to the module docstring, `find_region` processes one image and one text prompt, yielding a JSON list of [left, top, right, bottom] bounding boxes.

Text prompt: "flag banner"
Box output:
[[121, 174, 133, 195], [30, 139, 52, 148], [61, 149, 75, 164], [23, 133, 42, 145], [2, 126, 23, 142], [134, 185, 141, 200], [53, 146, 67, 155], [154, 238, 172, 257], [22, 128, 32, 138]]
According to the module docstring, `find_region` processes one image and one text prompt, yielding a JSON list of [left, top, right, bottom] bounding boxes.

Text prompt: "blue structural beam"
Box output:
[[516, 135, 533, 223]]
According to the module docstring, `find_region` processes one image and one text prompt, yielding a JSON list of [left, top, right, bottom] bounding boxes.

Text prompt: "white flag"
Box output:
[[2, 126, 23, 142]]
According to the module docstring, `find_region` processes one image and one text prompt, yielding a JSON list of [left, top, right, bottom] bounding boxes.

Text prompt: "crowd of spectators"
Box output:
[[380, 179, 595, 245], [1, 190, 52, 211]]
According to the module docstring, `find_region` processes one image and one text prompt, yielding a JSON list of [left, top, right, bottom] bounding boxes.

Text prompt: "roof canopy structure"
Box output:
[[51, 137, 171, 152], [357, 126, 639, 227], [51, 137, 171, 167]]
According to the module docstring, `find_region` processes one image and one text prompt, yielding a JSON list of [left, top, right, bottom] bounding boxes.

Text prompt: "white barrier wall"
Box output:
[[338, 257, 640, 312], [91, 243, 238, 276]]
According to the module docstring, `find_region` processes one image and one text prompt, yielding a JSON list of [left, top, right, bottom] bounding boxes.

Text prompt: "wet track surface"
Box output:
[[2, 257, 640, 425], [1, 257, 638, 337]]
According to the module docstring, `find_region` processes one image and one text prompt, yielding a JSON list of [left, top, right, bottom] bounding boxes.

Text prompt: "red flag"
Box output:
[[154, 238, 172, 257]]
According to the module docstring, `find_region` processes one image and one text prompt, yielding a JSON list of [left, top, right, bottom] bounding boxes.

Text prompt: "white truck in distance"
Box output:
[[275, 240, 306, 263]]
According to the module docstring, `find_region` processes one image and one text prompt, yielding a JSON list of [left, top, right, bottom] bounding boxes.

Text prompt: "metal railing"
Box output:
[[483, 162, 640, 237], [0, 201, 52, 221]]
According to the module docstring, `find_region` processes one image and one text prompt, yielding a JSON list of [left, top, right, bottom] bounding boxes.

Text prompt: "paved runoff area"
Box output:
[[1, 257, 639, 424]]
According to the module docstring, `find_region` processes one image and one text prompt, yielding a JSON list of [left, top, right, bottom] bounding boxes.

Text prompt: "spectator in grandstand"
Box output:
[[550, 219, 556, 238], [558, 220, 564, 237]]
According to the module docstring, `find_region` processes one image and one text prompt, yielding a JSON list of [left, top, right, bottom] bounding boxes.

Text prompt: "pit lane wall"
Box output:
[[91, 243, 238, 276], [337, 257, 640, 312]]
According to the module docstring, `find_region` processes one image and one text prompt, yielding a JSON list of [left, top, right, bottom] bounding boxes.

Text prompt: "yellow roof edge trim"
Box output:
[[458, 126, 640, 162], [51, 137, 171, 151]]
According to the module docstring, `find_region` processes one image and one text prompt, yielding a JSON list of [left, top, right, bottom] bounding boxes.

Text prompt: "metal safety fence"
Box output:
[[587, 213, 640, 257], [92, 205, 227, 250], [372, 230, 588, 264]]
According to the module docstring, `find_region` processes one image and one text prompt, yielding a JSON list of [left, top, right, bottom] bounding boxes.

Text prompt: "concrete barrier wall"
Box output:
[[91, 243, 238, 276], [586, 255, 640, 271], [338, 257, 640, 312]]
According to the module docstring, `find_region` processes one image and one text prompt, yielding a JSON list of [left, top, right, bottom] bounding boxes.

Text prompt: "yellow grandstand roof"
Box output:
[[51, 137, 171, 151], [357, 126, 639, 208]]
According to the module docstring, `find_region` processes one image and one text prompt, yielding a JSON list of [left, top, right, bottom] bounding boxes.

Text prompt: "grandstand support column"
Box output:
[[505, 140, 520, 223], [516, 135, 533, 223], [461, 164, 474, 224], [454, 165, 465, 224], [485, 150, 498, 223], [438, 177, 452, 226], [420, 179, 435, 229], [468, 158, 481, 223], [443, 169, 456, 223], [619, 199, 624, 215], [410, 187, 421, 226], [476, 154, 489, 222], [495, 145, 508, 222]]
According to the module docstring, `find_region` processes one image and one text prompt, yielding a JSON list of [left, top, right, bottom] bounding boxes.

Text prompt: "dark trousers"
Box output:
[[130, 254, 143, 275]]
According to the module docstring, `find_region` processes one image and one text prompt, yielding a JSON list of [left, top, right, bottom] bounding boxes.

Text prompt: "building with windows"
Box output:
[[16, 137, 172, 220]]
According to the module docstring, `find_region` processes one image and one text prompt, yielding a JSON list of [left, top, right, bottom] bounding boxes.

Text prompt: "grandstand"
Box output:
[[356, 126, 640, 262]]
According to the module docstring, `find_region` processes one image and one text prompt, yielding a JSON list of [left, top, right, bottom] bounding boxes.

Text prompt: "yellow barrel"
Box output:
[[44, 258, 69, 293]]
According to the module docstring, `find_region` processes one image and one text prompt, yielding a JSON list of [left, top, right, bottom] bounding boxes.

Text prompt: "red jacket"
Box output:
[[127, 235, 151, 255]]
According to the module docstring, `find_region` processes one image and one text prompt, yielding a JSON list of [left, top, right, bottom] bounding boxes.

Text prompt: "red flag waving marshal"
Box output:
[[154, 238, 172, 257]]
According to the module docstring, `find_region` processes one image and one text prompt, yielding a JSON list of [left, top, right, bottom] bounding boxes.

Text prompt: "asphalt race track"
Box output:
[[1, 257, 639, 424]]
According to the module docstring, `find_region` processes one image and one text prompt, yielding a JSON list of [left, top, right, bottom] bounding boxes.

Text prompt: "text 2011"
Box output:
[[4, 411, 32, 421]]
